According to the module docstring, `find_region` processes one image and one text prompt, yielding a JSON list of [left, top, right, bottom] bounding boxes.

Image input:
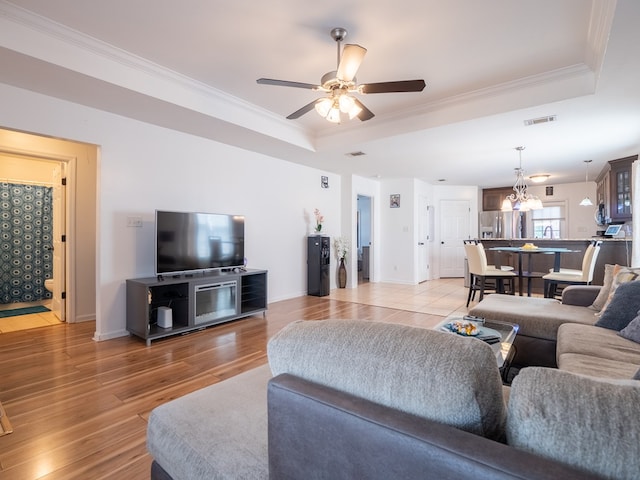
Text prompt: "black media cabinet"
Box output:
[[126, 269, 267, 345]]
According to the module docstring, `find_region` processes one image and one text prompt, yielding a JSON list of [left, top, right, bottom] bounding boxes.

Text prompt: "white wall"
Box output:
[[0, 83, 342, 340], [527, 181, 599, 238]]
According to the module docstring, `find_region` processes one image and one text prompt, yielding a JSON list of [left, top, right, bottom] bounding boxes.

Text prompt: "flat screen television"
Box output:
[[155, 210, 245, 276]]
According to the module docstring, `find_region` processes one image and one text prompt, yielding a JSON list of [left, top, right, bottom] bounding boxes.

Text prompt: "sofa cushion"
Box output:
[[557, 352, 640, 379], [507, 367, 640, 480], [598, 265, 640, 314], [619, 312, 640, 344], [589, 263, 614, 311], [469, 294, 596, 341], [147, 364, 271, 480], [268, 319, 506, 440], [595, 281, 640, 331], [557, 323, 640, 378]]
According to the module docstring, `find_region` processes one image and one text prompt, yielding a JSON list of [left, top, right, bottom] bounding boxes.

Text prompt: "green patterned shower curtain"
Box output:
[[0, 182, 53, 304]]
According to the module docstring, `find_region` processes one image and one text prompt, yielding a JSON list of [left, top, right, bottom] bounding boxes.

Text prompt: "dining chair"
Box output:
[[464, 241, 516, 307], [542, 240, 602, 298]]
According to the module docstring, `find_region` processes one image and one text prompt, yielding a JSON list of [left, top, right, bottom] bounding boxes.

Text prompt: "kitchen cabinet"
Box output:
[[609, 156, 635, 221], [482, 187, 514, 211], [596, 155, 636, 222]]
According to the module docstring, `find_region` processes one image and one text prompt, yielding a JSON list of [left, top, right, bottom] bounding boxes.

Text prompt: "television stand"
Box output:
[[126, 269, 268, 345]]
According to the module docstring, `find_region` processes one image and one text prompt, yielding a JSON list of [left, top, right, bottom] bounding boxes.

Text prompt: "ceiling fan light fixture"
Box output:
[[338, 94, 356, 113], [348, 103, 362, 120], [325, 106, 342, 123], [314, 97, 333, 117]]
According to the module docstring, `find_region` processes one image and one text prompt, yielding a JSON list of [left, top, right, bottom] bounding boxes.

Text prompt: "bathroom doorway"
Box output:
[[357, 195, 372, 284], [0, 152, 67, 322]]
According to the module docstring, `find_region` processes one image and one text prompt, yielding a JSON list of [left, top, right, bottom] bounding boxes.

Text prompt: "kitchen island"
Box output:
[[478, 238, 631, 295]]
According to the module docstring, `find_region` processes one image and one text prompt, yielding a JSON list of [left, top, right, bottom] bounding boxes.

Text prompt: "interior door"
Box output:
[[440, 200, 470, 277], [417, 199, 431, 282], [52, 164, 66, 321]]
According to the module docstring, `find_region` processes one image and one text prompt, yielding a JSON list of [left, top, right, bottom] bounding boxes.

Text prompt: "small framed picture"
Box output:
[[390, 194, 400, 208], [321, 176, 329, 188]]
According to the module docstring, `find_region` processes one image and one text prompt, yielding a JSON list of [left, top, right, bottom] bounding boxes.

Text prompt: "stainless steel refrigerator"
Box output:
[[479, 211, 527, 239]]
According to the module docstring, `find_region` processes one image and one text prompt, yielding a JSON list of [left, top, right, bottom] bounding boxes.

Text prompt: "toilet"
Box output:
[[44, 278, 54, 293]]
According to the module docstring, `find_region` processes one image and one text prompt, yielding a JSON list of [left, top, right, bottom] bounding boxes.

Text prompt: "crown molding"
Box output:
[[586, 0, 617, 78], [0, 1, 315, 148]]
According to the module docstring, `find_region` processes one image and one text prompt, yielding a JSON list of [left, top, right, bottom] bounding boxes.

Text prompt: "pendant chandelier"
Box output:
[[501, 146, 543, 212], [579, 159, 594, 206]]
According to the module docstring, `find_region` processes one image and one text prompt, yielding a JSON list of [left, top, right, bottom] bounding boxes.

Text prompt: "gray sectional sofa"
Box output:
[[468, 285, 602, 367], [147, 318, 640, 480]]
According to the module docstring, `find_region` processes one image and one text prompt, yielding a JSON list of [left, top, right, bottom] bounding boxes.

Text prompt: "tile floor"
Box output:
[[328, 277, 471, 319], [0, 303, 62, 333]]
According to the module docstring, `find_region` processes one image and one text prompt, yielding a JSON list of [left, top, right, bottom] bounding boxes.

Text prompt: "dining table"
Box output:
[[487, 246, 579, 296]]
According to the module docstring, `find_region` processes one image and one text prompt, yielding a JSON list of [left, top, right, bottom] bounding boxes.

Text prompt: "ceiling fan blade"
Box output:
[[257, 78, 319, 90], [359, 79, 426, 94], [286, 99, 320, 119], [337, 44, 367, 82], [353, 98, 375, 121]]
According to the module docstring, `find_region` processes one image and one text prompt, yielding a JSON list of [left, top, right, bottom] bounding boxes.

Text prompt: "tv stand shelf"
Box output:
[[126, 269, 267, 345]]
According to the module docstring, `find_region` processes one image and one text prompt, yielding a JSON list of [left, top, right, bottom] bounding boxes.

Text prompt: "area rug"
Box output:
[[0, 400, 13, 436], [0, 306, 50, 318]]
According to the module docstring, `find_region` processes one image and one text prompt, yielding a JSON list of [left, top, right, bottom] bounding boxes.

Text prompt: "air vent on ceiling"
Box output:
[[345, 151, 366, 157], [524, 115, 557, 126]]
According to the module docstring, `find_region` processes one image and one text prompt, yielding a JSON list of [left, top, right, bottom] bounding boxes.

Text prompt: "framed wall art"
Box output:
[[390, 194, 400, 208]]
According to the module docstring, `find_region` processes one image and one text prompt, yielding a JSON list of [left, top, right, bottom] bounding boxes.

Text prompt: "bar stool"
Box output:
[[542, 240, 602, 298], [464, 241, 516, 307]]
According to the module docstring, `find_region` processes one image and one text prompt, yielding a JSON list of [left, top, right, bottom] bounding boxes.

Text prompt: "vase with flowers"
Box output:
[[314, 208, 324, 234], [334, 236, 349, 288]]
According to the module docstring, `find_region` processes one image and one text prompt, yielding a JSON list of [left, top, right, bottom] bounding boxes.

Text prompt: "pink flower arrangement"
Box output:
[[314, 208, 324, 232]]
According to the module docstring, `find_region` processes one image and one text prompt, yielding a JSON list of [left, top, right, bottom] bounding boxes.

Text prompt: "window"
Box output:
[[531, 202, 566, 239]]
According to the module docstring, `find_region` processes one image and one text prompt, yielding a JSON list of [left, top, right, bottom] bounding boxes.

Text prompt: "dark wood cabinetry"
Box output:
[[609, 156, 634, 221], [482, 187, 513, 211], [596, 155, 636, 222]]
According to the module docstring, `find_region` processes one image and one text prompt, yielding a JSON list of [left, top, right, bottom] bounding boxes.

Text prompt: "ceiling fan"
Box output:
[[257, 27, 426, 123]]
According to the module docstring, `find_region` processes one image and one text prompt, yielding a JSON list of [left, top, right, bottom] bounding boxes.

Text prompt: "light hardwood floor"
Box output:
[[0, 278, 469, 479]]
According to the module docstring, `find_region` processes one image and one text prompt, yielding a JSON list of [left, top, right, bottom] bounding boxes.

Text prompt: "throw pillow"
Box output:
[[590, 263, 615, 311], [595, 282, 640, 331], [598, 265, 640, 316], [619, 312, 640, 344]]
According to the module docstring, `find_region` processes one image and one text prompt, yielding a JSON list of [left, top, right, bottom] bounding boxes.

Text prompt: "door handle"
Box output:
[[418, 242, 425, 245], [441, 241, 445, 244]]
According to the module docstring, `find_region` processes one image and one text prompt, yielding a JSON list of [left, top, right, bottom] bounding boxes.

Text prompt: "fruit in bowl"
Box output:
[[522, 243, 538, 250], [445, 320, 479, 336]]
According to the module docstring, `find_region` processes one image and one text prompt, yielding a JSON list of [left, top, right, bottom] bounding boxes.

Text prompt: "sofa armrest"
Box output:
[[268, 374, 602, 480], [561, 285, 601, 306]]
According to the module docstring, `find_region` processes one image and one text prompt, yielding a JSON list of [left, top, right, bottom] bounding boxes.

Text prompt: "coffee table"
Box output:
[[435, 317, 519, 383]]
